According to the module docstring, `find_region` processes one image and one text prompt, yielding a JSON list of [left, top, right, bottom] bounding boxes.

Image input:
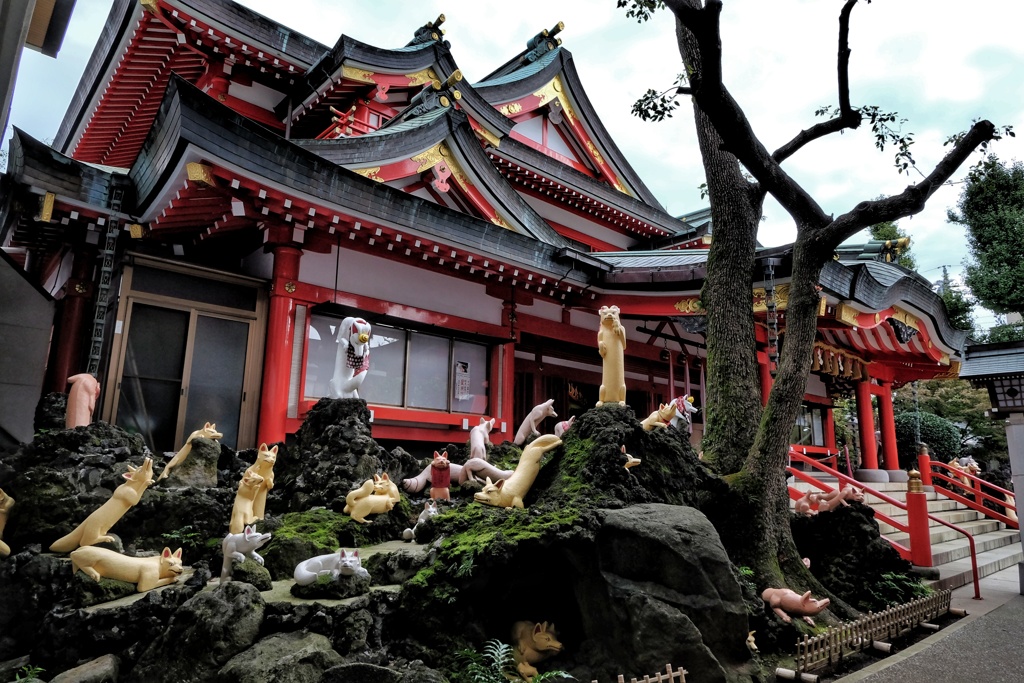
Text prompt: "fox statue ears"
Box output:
[[162, 547, 183, 560], [204, 422, 217, 430], [257, 443, 279, 456], [123, 458, 153, 481], [433, 451, 448, 461], [533, 621, 554, 635]]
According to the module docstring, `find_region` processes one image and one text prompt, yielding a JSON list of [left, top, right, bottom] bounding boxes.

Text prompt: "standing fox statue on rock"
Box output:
[[596, 305, 626, 407], [329, 316, 372, 399], [50, 458, 155, 553], [158, 422, 223, 482]]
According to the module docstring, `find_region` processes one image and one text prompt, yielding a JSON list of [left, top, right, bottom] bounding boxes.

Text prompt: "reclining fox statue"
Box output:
[[71, 546, 183, 593]]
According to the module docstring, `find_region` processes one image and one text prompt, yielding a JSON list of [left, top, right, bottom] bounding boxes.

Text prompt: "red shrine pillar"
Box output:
[[758, 352, 774, 406], [46, 249, 95, 392], [258, 245, 302, 446], [855, 379, 879, 470], [877, 380, 900, 470]]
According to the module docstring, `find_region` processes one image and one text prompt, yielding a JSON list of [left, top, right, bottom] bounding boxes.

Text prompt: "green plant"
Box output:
[[863, 572, 931, 612], [15, 664, 45, 681], [450, 639, 573, 683], [894, 411, 962, 468]]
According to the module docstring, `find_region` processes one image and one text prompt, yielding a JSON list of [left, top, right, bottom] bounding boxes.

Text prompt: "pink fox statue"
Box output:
[[50, 458, 155, 553], [65, 373, 101, 429], [469, 417, 495, 461], [762, 587, 830, 626], [554, 416, 575, 438], [514, 399, 557, 446], [429, 451, 452, 501]]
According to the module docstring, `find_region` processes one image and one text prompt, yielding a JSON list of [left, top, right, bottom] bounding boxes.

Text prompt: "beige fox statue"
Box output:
[[344, 474, 401, 524], [596, 305, 626, 407], [0, 489, 13, 557], [245, 443, 277, 520], [71, 546, 183, 593], [512, 620, 564, 681], [474, 434, 561, 509], [158, 422, 223, 482], [641, 402, 677, 431], [229, 471, 264, 534], [50, 458, 155, 553]]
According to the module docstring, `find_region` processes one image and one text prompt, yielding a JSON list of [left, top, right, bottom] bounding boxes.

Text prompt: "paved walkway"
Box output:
[[839, 564, 1024, 681]]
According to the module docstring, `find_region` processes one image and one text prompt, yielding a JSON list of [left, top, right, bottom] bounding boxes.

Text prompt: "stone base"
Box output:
[[854, 469, 889, 483], [886, 469, 910, 483]]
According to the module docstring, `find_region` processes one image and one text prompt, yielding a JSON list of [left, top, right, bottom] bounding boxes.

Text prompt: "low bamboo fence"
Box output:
[[591, 663, 687, 683], [794, 589, 952, 672]]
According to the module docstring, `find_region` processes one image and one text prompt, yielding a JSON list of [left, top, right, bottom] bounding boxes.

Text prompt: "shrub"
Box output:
[[894, 411, 961, 468]]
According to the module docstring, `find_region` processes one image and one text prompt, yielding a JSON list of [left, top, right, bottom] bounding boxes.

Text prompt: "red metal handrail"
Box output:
[[923, 458, 1018, 529], [789, 449, 982, 599]]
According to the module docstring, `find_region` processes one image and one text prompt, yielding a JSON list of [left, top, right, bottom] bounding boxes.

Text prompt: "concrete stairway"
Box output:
[[790, 477, 1022, 593]]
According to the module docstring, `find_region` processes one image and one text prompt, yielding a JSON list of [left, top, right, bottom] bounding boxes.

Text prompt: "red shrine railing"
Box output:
[[918, 455, 1018, 530], [787, 449, 982, 600]]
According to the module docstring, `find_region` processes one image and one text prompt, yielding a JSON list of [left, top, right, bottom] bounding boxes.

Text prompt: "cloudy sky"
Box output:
[[7, 0, 1023, 328]]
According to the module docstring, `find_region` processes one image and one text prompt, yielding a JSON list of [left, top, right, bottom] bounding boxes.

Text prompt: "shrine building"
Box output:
[[0, 0, 966, 474]]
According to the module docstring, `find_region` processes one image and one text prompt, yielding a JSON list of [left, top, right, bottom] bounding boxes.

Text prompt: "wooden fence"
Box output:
[[795, 589, 952, 672], [591, 663, 687, 683]]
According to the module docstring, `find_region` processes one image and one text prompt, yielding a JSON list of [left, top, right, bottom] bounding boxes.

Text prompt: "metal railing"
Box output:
[[788, 449, 982, 599], [921, 457, 1018, 529]]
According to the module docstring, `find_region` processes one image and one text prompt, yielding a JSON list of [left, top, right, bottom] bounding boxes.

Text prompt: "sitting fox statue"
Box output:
[[512, 621, 564, 681], [220, 525, 271, 582], [50, 458, 155, 553], [514, 399, 557, 446], [344, 474, 401, 524], [71, 546, 183, 593]]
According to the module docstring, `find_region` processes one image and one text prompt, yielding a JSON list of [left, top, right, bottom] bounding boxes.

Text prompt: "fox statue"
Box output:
[[344, 474, 401, 524], [762, 587, 831, 626], [50, 458, 155, 553], [0, 489, 13, 557], [65, 373, 101, 429], [554, 416, 575, 438], [71, 546, 183, 593], [641, 402, 677, 431], [245, 443, 277, 520], [329, 316, 372, 399], [469, 417, 495, 461], [402, 500, 439, 542], [669, 394, 699, 433], [514, 399, 557, 446], [229, 471, 264, 534], [293, 548, 369, 585], [220, 525, 271, 582], [596, 305, 626, 407], [474, 434, 561, 509], [512, 621, 564, 681], [158, 422, 223, 482]]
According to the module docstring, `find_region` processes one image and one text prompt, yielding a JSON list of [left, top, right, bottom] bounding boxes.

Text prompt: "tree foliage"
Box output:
[[935, 267, 976, 332], [893, 379, 1006, 462], [894, 411, 961, 469], [978, 320, 1024, 343], [949, 156, 1024, 315]]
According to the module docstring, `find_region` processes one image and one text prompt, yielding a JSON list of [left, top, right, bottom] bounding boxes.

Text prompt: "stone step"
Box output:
[[885, 518, 1004, 547], [924, 540, 1023, 592], [928, 529, 1021, 566], [866, 499, 959, 518], [877, 508, 986, 535]]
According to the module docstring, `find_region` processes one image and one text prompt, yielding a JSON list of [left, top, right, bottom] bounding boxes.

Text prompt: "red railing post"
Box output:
[[917, 443, 932, 487], [907, 470, 933, 567]]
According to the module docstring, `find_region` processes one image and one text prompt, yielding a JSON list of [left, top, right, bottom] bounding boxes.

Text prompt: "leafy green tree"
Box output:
[[869, 220, 917, 271], [894, 411, 961, 468], [935, 267, 976, 332], [978, 320, 1024, 343], [949, 156, 1024, 315], [892, 380, 1007, 462], [621, 0, 1004, 598]]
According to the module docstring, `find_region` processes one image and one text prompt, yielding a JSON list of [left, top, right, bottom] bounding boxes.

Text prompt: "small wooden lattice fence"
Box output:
[[795, 589, 952, 672], [591, 663, 687, 683]]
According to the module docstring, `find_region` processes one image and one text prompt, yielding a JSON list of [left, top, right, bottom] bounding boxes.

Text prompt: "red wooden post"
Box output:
[[257, 245, 301, 447], [907, 470, 933, 567], [877, 381, 900, 469], [917, 444, 932, 487], [758, 352, 773, 406], [855, 380, 879, 469]]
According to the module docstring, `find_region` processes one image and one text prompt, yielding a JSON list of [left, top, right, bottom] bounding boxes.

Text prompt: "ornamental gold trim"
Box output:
[[38, 192, 55, 222], [674, 297, 704, 314], [834, 303, 860, 326], [752, 284, 790, 313], [405, 68, 439, 87], [341, 65, 376, 83], [490, 215, 511, 230], [585, 140, 605, 166], [411, 143, 450, 173], [186, 162, 215, 187], [474, 126, 501, 148], [499, 102, 523, 116], [890, 306, 920, 331], [354, 166, 383, 182], [532, 76, 577, 123]]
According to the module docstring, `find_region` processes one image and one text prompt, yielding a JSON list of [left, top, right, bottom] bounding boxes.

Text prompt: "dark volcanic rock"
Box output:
[[48, 653, 120, 683], [128, 581, 265, 682], [218, 631, 343, 682], [320, 662, 401, 683], [155, 436, 220, 488], [34, 392, 67, 433], [290, 572, 371, 599]]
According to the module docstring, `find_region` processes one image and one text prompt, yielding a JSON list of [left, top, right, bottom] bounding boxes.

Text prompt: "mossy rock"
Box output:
[[225, 557, 272, 591], [291, 572, 371, 599], [71, 571, 138, 608]]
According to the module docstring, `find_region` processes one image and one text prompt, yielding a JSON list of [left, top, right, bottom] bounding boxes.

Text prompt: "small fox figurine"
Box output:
[[514, 399, 557, 446], [229, 471, 264, 534], [469, 417, 495, 461], [293, 548, 369, 585], [403, 500, 439, 542], [50, 458, 155, 553], [158, 422, 223, 482], [71, 546, 183, 593], [641, 403, 677, 431], [220, 525, 271, 582]]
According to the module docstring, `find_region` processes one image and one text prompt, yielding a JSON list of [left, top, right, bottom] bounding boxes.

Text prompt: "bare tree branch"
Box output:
[[820, 119, 997, 246], [668, 0, 831, 228]]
